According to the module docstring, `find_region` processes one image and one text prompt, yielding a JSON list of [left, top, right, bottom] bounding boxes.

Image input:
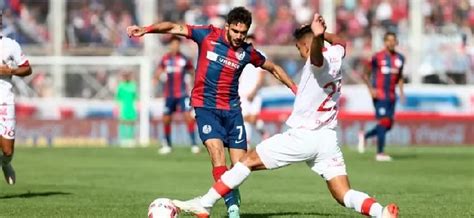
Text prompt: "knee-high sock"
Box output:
[[187, 121, 197, 145], [376, 126, 388, 154], [212, 166, 240, 208], [201, 162, 251, 207], [163, 123, 172, 147], [343, 189, 383, 217], [0, 154, 12, 165]]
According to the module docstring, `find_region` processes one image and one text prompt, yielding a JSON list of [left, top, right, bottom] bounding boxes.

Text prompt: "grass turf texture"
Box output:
[[0, 146, 472, 217]]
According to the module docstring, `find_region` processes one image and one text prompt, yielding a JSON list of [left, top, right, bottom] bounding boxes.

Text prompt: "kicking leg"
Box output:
[[327, 175, 398, 218], [173, 150, 264, 216]]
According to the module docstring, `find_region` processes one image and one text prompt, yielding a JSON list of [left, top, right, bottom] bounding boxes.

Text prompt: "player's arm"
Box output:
[[261, 60, 297, 94], [153, 66, 165, 86], [398, 60, 405, 103], [323, 32, 347, 48], [362, 57, 377, 99], [0, 65, 32, 77], [309, 14, 327, 67], [398, 77, 405, 103], [127, 22, 188, 38]]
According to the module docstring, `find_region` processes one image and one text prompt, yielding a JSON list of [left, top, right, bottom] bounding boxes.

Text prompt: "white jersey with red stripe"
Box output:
[[0, 36, 29, 104], [286, 44, 345, 130]]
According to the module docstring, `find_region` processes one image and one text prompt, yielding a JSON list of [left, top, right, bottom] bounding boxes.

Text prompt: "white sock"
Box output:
[[244, 122, 252, 143], [200, 162, 251, 207], [343, 189, 383, 217]]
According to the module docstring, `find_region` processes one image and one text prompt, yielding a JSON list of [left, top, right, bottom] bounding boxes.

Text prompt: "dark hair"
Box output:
[[169, 35, 181, 43], [383, 32, 397, 41], [293, 24, 312, 40], [226, 7, 252, 27]]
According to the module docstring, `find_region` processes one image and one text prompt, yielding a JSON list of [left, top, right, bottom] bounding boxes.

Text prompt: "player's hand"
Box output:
[[311, 13, 326, 37], [0, 65, 13, 75], [369, 89, 377, 99], [247, 91, 257, 102], [399, 93, 406, 104], [127, 25, 146, 38]]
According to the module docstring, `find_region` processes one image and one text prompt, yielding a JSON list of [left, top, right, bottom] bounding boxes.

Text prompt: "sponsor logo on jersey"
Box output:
[[206, 51, 241, 69]]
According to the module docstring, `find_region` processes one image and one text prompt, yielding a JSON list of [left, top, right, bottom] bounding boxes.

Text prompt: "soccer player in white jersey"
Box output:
[[238, 34, 267, 145], [172, 14, 399, 218], [0, 11, 33, 185]]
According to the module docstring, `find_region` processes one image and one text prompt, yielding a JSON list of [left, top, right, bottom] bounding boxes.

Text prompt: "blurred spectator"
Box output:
[[1, 0, 49, 44]]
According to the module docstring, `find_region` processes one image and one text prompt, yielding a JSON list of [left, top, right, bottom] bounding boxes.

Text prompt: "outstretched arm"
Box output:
[[0, 65, 32, 77], [127, 22, 188, 38], [261, 60, 298, 94], [310, 14, 326, 67]]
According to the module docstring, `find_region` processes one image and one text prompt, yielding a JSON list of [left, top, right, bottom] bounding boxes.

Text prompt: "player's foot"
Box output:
[[172, 197, 210, 218], [357, 131, 365, 153], [158, 146, 172, 155], [228, 204, 240, 218], [191, 145, 200, 154], [381, 203, 399, 218], [2, 163, 15, 185], [375, 153, 393, 162]]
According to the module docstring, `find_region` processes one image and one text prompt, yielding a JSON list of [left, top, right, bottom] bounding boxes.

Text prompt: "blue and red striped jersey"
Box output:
[[159, 52, 194, 98], [370, 50, 405, 101], [185, 24, 266, 110]]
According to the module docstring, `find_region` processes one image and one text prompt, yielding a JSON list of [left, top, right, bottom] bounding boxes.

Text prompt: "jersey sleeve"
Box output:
[[399, 54, 405, 76], [185, 25, 212, 44], [11, 40, 29, 67], [332, 44, 346, 59], [249, 47, 266, 67], [371, 55, 377, 73]]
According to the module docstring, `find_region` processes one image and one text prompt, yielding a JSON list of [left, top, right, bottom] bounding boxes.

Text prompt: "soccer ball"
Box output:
[[148, 198, 179, 218]]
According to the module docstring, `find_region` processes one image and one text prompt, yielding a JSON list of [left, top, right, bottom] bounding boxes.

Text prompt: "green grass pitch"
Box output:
[[0, 146, 472, 217]]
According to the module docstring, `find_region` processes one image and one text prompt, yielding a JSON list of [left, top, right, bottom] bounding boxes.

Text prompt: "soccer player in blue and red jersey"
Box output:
[[127, 7, 297, 217], [155, 36, 200, 155], [359, 32, 405, 161]]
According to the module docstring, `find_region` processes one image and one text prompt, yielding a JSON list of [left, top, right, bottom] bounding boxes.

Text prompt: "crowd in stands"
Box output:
[[1, 0, 472, 99]]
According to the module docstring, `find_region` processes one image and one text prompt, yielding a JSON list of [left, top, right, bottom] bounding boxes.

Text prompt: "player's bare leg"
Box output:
[[204, 139, 242, 217], [159, 114, 173, 154], [0, 137, 16, 185], [184, 111, 199, 154], [327, 175, 398, 217]]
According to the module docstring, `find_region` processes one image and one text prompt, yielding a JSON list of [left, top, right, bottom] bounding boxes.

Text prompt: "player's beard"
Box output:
[[227, 31, 242, 48]]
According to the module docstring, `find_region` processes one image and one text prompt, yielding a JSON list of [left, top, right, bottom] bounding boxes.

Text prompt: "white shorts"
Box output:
[[241, 95, 262, 117], [0, 104, 15, 139], [256, 128, 346, 180]]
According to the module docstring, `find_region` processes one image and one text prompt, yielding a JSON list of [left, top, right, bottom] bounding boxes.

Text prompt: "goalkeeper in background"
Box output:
[[116, 71, 138, 147]]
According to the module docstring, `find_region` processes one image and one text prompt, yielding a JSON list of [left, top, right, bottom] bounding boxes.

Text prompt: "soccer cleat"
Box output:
[[191, 145, 201, 154], [375, 153, 393, 162], [172, 197, 210, 218], [357, 131, 365, 153], [158, 146, 172, 155], [2, 163, 15, 185], [227, 204, 240, 218], [381, 203, 399, 218]]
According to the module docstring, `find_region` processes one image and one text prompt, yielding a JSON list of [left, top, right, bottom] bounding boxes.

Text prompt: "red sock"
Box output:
[[187, 121, 195, 133], [361, 198, 376, 216], [212, 166, 228, 181], [164, 123, 171, 135], [213, 180, 232, 197]]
